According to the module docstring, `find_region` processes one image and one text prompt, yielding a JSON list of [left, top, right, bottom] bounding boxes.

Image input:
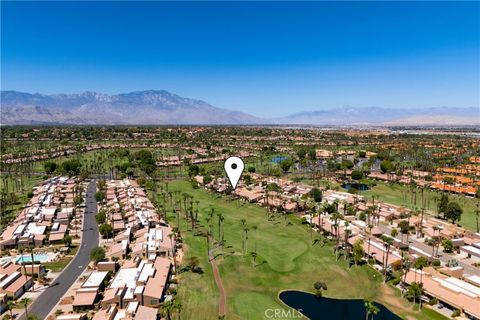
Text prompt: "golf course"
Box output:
[[159, 180, 447, 320]]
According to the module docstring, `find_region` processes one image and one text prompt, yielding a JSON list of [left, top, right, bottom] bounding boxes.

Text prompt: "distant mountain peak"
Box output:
[[1, 90, 477, 126], [0, 90, 265, 125]]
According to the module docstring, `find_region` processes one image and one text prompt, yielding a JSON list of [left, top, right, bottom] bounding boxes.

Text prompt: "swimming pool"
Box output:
[[16, 254, 50, 263]]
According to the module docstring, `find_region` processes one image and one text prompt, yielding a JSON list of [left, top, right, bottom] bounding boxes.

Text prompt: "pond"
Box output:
[[279, 290, 401, 320], [341, 182, 370, 191], [272, 156, 287, 163]]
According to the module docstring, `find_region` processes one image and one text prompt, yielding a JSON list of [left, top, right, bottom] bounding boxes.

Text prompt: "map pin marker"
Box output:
[[224, 156, 244, 190]]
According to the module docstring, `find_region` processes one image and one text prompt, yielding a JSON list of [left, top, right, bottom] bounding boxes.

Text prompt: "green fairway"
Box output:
[[159, 180, 446, 320], [361, 182, 479, 232]]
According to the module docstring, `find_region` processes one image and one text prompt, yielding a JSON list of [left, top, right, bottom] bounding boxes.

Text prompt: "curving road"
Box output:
[[22, 180, 99, 319]]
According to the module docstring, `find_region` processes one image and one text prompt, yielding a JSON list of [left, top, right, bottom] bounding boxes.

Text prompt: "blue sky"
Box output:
[[1, 1, 479, 117]]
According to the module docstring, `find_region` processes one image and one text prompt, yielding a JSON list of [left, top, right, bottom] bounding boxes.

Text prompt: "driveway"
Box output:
[[21, 180, 99, 319]]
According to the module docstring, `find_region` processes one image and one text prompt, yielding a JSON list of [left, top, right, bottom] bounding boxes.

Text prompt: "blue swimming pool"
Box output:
[[16, 254, 49, 263]]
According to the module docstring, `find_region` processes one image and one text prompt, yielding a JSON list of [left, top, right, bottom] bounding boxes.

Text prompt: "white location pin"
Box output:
[[224, 156, 244, 189]]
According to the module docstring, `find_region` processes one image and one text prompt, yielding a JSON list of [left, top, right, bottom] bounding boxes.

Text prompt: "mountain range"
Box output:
[[1, 90, 478, 126]]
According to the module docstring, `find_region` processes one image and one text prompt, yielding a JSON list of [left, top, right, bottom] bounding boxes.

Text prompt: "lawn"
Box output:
[[43, 257, 73, 272], [360, 182, 479, 232], [158, 180, 446, 320]]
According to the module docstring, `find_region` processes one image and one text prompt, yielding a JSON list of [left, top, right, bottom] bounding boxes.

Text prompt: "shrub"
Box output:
[[90, 247, 106, 263], [428, 298, 438, 306], [432, 259, 441, 267], [351, 170, 363, 180], [451, 309, 461, 317]]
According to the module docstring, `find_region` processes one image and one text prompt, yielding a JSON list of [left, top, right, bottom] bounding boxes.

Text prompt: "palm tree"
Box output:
[[366, 224, 373, 264], [162, 300, 174, 320], [343, 221, 351, 261], [414, 256, 428, 309], [217, 213, 224, 245], [380, 235, 393, 282], [251, 251, 258, 267], [20, 297, 32, 318], [244, 226, 250, 256], [331, 211, 342, 260], [364, 299, 379, 320], [240, 219, 247, 254], [251, 225, 258, 255], [18, 247, 28, 282], [28, 245, 35, 292], [5, 300, 14, 319], [401, 255, 411, 297]]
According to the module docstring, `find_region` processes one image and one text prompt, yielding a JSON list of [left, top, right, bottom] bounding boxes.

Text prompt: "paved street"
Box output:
[[21, 180, 99, 319], [377, 224, 480, 276]]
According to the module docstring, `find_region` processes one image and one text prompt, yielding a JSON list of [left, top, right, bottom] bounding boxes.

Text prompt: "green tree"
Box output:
[[62, 235, 73, 248], [95, 191, 105, 202], [380, 160, 393, 174], [279, 158, 293, 172], [351, 170, 363, 181], [296, 149, 307, 159], [95, 209, 107, 224], [19, 297, 32, 318], [398, 220, 410, 243], [99, 223, 113, 238], [90, 246, 106, 263], [340, 159, 354, 170], [442, 239, 454, 253], [310, 187, 322, 202], [438, 193, 449, 216], [444, 201, 463, 223], [405, 282, 423, 305], [43, 161, 57, 174], [188, 164, 200, 177], [352, 239, 364, 265], [243, 174, 252, 186], [61, 159, 81, 175], [5, 300, 14, 319], [364, 299, 379, 320], [313, 281, 327, 298]]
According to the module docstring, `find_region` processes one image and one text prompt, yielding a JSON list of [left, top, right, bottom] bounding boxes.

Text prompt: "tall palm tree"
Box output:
[[251, 225, 258, 255], [381, 235, 393, 282], [366, 224, 373, 264], [18, 247, 28, 282], [240, 219, 246, 254], [217, 213, 224, 246], [331, 211, 342, 260], [244, 226, 250, 256], [28, 245, 35, 292], [343, 221, 351, 261], [20, 297, 32, 318], [414, 256, 428, 309]]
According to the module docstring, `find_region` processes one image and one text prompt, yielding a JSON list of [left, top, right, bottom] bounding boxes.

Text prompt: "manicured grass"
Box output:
[[360, 182, 479, 232], [43, 257, 73, 272], [160, 180, 444, 320]]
